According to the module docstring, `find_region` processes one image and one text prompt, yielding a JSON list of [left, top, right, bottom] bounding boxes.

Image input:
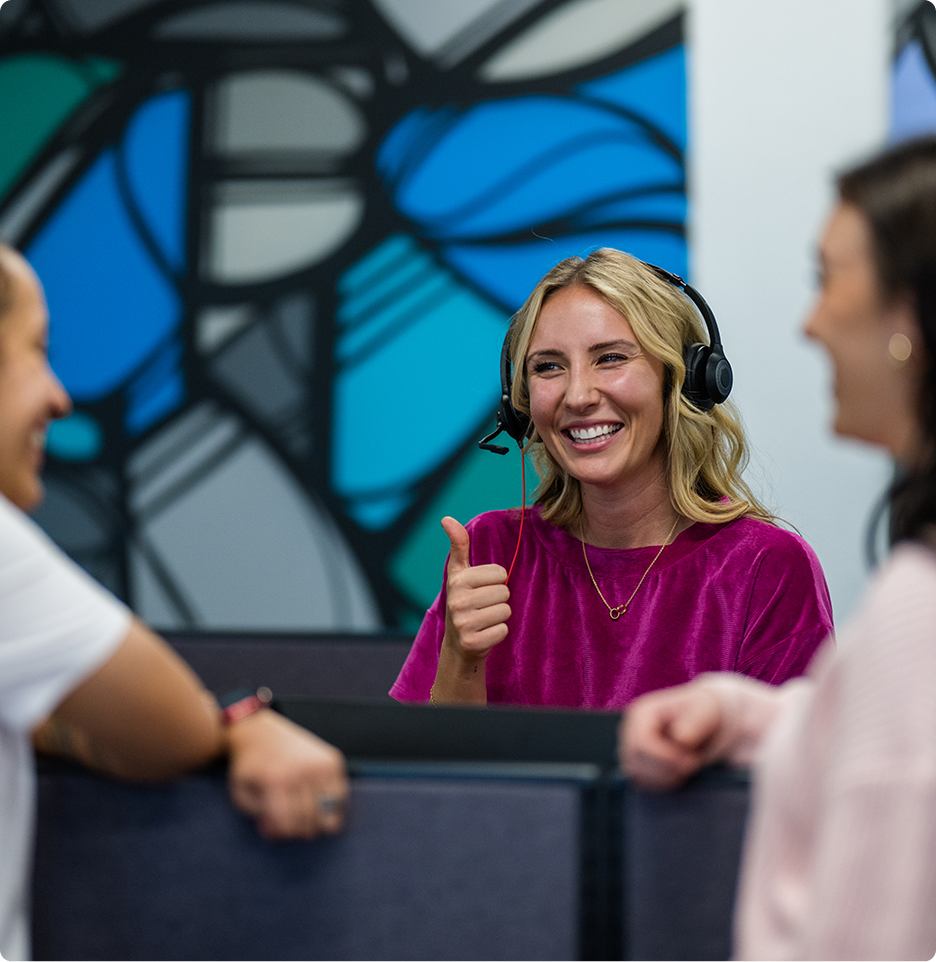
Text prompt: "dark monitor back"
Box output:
[[278, 697, 622, 766]]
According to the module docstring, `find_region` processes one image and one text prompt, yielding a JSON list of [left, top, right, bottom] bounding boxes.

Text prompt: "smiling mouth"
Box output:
[[566, 424, 623, 444]]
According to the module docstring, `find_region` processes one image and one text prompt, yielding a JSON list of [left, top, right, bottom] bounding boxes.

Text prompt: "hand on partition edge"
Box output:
[[432, 516, 511, 705], [31, 618, 349, 841], [226, 707, 349, 840], [619, 682, 727, 790]]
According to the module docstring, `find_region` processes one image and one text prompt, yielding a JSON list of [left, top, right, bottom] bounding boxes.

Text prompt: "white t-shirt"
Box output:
[[0, 495, 129, 961]]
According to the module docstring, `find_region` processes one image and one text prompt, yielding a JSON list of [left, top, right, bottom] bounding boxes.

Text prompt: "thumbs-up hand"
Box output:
[[440, 516, 511, 660]]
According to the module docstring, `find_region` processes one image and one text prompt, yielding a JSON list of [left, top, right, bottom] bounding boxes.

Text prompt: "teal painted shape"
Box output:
[[334, 235, 506, 529], [46, 411, 103, 462]]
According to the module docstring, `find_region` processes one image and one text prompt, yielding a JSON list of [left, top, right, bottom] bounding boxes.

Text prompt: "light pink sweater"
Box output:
[[699, 542, 936, 961]]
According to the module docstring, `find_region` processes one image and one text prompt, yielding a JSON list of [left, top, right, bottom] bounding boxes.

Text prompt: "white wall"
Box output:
[[689, 0, 893, 622]]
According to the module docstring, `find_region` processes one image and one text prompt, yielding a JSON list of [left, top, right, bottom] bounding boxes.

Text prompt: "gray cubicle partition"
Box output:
[[32, 696, 751, 961], [163, 630, 413, 702], [622, 770, 751, 960], [33, 759, 597, 961]]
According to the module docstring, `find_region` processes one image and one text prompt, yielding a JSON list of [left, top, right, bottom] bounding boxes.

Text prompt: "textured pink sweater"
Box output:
[[391, 507, 832, 709]]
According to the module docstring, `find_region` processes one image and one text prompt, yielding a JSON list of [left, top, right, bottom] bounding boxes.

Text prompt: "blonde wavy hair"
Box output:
[[508, 248, 773, 529]]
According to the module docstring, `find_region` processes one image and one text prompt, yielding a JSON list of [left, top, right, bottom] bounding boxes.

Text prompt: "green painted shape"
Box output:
[[84, 58, 123, 85], [390, 438, 540, 616], [0, 54, 122, 199]]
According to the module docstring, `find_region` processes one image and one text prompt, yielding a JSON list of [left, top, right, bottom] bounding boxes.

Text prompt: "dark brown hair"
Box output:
[[838, 137, 936, 546]]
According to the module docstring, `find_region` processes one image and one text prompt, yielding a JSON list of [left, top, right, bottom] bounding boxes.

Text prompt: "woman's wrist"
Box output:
[[432, 645, 488, 705]]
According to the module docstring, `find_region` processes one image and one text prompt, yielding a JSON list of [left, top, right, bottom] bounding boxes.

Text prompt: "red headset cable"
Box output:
[[504, 442, 526, 585]]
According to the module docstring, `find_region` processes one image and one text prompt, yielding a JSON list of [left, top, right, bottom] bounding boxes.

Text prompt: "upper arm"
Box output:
[[38, 618, 223, 781], [736, 532, 834, 682], [390, 605, 445, 702]]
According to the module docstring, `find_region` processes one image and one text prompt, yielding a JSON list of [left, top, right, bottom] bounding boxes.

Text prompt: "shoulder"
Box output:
[[863, 542, 936, 619], [688, 518, 830, 612], [461, 509, 526, 566], [819, 542, 936, 762], [464, 508, 524, 536], [0, 496, 130, 728], [849, 544, 936, 665], [463, 506, 568, 567], [708, 517, 824, 570], [0, 493, 128, 622], [0, 492, 64, 570]]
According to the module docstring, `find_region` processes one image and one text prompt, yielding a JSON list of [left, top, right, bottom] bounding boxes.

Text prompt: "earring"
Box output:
[[888, 332, 912, 363]]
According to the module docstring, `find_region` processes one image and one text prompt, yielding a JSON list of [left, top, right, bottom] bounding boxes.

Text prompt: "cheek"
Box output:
[[527, 381, 556, 429]]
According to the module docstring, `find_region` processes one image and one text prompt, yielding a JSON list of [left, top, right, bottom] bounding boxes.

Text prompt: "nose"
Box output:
[[803, 292, 823, 344], [564, 360, 599, 411], [46, 366, 72, 421]]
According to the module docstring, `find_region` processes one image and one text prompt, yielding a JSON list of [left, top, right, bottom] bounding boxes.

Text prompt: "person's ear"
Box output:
[[886, 296, 924, 368]]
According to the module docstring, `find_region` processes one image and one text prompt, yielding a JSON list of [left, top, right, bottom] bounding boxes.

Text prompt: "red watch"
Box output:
[[220, 686, 273, 724]]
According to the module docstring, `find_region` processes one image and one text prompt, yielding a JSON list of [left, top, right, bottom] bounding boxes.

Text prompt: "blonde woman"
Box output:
[[392, 249, 832, 709]]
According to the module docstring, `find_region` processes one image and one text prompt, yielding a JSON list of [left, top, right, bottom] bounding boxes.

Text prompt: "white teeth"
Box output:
[[568, 424, 621, 443]]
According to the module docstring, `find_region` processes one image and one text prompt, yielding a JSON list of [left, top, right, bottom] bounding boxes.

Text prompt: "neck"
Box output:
[[578, 476, 680, 550]]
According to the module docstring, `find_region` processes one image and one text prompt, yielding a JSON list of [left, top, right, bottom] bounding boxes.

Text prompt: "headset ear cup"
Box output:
[[682, 342, 715, 411], [498, 393, 531, 443], [705, 347, 733, 404], [499, 327, 532, 442]]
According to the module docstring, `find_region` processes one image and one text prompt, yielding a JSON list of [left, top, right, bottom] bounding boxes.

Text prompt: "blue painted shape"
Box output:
[[122, 89, 190, 271], [126, 340, 185, 435], [570, 190, 686, 229], [891, 39, 936, 142], [46, 411, 103, 462], [381, 96, 681, 239], [334, 237, 506, 528], [579, 46, 686, 150], [443, 231, 687, 311], [377, 106, 459, 187], [28, 149, 182, 403], [348, 492, 415, 530]]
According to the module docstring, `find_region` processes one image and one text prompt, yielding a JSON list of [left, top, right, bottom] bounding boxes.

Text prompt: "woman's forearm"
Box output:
[[430, 635, 489, 704]]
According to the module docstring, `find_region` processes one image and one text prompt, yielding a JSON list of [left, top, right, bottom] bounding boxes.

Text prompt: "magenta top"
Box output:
[[390, 507, 834, 710]]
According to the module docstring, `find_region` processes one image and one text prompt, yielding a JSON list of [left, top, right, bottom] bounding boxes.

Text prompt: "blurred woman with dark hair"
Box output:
[[622, 137, 936, 961]]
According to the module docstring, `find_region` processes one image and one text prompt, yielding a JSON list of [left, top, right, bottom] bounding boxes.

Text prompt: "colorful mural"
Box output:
[[893, 0, 936, 140], [0, 0, 687, 631]]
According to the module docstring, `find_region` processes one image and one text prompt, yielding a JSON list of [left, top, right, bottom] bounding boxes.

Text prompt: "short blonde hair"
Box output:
[[508, 248, 772, 528]]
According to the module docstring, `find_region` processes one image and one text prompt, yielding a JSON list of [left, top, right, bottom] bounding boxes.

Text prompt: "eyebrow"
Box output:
[[527, 338, 640, 362]]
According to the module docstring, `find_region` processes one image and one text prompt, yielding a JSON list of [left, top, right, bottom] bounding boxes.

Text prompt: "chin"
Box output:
[[9, 480, 44, 513]]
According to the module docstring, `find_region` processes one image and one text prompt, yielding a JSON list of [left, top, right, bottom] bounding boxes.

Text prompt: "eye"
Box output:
[[597, 352, 631, 364], [530, 359, 561, 375]]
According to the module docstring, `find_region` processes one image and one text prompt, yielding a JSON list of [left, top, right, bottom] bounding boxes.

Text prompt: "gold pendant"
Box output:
[[609, 605, 626, 620]]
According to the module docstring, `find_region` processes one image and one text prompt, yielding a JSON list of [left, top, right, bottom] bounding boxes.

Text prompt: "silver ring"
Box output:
[[317, 796, 341, 814]]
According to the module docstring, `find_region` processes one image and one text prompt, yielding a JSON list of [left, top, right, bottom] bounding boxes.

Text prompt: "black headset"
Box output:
[[478, 262, 732, 455]]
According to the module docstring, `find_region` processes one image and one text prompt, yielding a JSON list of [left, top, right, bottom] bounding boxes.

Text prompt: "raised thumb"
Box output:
[[441, 516, 471, 570]]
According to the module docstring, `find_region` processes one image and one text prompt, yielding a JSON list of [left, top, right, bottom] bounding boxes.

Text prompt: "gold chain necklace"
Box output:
[[579, 516, 680, 620]]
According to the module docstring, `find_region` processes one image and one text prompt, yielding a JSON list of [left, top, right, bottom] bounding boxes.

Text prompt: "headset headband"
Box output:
[[478, 259, 732, 454]]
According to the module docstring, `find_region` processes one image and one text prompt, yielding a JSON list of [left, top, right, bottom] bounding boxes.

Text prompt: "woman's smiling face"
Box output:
[[526, 283, 667, 498], [804, 202, 922, 461], [0, 248, 72, 511]]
